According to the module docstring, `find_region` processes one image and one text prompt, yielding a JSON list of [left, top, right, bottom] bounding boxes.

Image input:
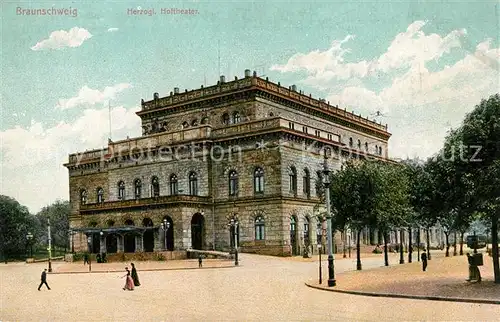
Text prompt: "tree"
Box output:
[[446, 94, 500, 283], [0, 196, 38, 260], [375, 162, 412, 266], [35, 200, 70, 250]]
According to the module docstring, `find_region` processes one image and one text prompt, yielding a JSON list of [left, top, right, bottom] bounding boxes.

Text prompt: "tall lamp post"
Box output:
[[47, 219, 52, 272], [87, 236, 92, 272], [228, 215, 239, 266], [161, 219, 171, 251], [399, 228, 405, 264], [322, 148, 336, 287], [69, 229, 75, 253], [26, 232, 33, 258]]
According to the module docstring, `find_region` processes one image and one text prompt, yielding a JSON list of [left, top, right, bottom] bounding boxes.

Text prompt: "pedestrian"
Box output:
[[83, 253, 89, 265], [421, 249, 428, 271], [131, 263, 140, 286], [198, 254, 203, 268], [122, 267, 134, 291], [38, 269, 51, 291]]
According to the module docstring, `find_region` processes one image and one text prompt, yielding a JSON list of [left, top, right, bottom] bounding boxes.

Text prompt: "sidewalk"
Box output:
[[306, 253, 500, 304], [51, 258, 235, 274]]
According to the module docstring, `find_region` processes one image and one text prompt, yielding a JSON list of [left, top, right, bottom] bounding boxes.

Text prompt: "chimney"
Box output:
[[253, 70, 257, 77], [174, 87, 179, 94], [220, 75, 225, 83], [154, 92, 159, 100], [291, 85, 297, 92], [244, 69, 251, 78]]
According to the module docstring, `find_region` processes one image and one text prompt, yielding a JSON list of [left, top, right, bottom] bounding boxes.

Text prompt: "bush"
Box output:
[[154, 253, 165, 261], [72, 252, 85, 262]]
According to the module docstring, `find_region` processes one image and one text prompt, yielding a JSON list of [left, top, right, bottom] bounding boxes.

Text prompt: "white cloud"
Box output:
[[56, 83, 133, 109], [271, 21, 467, 82], [107, 27, 119, 32], [0, 105, 141, 213], [325, 40, 499, 159], [272, 21, 499, 161], [31, 27, 93, 51]]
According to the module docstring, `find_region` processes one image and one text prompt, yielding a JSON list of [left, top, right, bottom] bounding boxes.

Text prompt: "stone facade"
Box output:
[[64, 70, 391, 256]]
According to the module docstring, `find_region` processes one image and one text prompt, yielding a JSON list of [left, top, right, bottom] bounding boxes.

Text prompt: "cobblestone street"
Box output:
[[1, 252, 499, 321]]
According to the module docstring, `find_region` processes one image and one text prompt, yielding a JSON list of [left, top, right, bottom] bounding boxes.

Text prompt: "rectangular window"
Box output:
[[315, 130, 321, 137], [328, 134, 333, 140]]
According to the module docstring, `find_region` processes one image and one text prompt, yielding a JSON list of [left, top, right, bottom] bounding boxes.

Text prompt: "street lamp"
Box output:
[[399, 228, 405, 264], [161, 219, 171, 251], [47, 219, 52, 272], [26, 232, 33, 258], [322, 147, 336, 287], [69, 229, 75, 253], [87, 236, 92, 272], [228, 215, 239, 266], [317, 244, 322, 284]]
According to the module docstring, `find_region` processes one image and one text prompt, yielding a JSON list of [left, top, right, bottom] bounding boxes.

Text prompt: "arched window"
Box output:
[[189, 172, 198, 196], [303, 168, 311, 197], [201, 117, 208, 124], [254, 167, 264, 193], [255, 216, 265, 240], [134, 179, 142, 199], [289, 167, 297, 194], [80, 189, 87, 205], [232, 111, 241, 124], [228, 170, 238, 196], [118, 181, 125, 200], [379, 146, 383, 155], [316, 171, 323, 197], [182, 121, 189, 129], [169, 174, 178, 195], [222, 113, 230, 125], [304, 217, 310, 246], [365, 142, 368, 152], [97, 188, 104, 203], [151, 176, 160, 197], [357, 139, 361, 149], [349, 137, 353, 147], [191, 119, 198, 126], [375, 145, 378, 154]]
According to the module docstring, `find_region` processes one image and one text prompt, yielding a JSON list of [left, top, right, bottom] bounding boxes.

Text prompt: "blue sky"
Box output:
[[1, 0, 499, 212]]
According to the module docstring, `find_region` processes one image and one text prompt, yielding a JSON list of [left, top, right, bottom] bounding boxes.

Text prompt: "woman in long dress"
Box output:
[[122, 267, 134, 291], [131, 263, 140, 286]]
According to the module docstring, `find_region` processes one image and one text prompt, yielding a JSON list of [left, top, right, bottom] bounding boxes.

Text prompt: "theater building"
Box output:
[[64, 69, 390, 257]]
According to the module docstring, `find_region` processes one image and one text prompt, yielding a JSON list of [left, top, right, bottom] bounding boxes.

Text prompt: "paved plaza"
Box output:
[[1, 252, 499, 321]]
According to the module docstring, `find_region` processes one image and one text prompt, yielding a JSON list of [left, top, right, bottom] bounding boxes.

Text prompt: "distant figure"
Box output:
[[131, 263, 140, 286], [198, 254, 203, 268], [38, 269, 51, 291], [466, 253, 481, 282], [421, 249, 428, 271], [122, 267, 134, 291], [83, 253, 89, 265]]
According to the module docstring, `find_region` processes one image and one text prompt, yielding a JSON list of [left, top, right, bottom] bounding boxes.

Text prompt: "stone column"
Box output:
[[117, 235, 124, 253], [135, 234, 143, 252], [153, 230, 161, 251], [100, 235, 106, 253]]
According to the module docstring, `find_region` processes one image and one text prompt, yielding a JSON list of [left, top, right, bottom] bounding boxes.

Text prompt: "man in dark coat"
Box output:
[[421, 249, 428, 271], [38, 269, 51, 291]]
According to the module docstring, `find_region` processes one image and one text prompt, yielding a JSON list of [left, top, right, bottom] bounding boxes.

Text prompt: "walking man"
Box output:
[[421, 249, 428, 271], [198, 254, 203, 268], [38, 269, 51, 291], [83, 253, 89, 265]]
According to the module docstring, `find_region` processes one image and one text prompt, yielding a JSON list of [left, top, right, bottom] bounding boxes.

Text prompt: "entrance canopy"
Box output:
[[71, 226, 158, 235]]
